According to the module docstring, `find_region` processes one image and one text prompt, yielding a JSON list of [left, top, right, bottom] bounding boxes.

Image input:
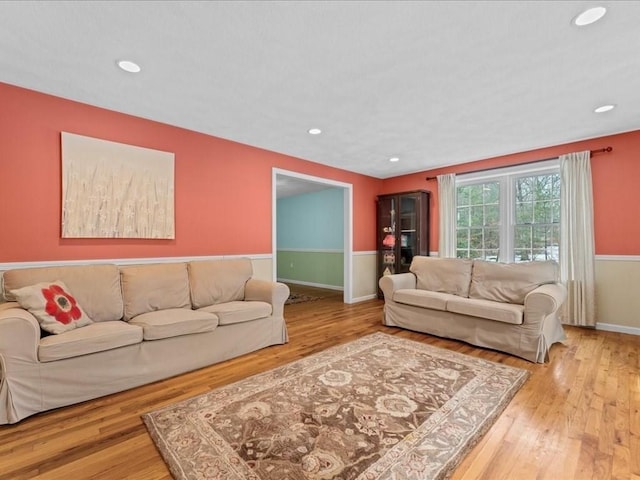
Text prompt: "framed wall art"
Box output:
[[61, 132, 175, 239]]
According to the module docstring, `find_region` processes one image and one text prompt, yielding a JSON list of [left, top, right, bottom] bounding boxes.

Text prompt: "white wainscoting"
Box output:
[[0, 254, 274, 282], [594, 255, 640, 335], [352, 251, 378, 302]]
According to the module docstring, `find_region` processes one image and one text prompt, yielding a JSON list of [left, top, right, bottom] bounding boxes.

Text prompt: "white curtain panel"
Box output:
[[559, 150, 596, 326], [437, 173, 457, 258]]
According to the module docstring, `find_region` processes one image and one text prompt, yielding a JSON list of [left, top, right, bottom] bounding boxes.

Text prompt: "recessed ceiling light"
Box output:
[[573, 6, 607, 26], [389, 157, 400, 162], [308, 128, 322, 135], [594, 104, 615, 113], [117, 60, 141, 73]]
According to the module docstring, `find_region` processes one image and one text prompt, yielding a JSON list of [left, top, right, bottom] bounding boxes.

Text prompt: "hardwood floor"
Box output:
[[1, 291, 638, 479]]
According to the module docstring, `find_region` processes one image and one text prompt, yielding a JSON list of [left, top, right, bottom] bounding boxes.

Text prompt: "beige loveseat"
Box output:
[[0, 258, 289, 424], [379, 256, 567, 363]]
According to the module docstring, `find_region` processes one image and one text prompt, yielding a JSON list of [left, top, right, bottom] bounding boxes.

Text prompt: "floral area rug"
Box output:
[[285, 293, 322, 305], [142, 333, 528, 480]]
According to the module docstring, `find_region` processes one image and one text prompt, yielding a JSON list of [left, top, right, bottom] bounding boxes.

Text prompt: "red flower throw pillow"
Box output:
[[10, 280, 93, 334]]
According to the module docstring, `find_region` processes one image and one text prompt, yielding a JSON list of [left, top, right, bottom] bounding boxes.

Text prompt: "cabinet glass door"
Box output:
[[378, 196, 397, 275], [399, 195, 418, 271]]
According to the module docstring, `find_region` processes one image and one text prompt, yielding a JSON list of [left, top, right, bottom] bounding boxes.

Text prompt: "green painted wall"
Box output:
[[276, 250, 343, 287]]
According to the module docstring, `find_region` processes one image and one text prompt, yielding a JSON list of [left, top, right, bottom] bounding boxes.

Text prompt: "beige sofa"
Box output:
[[379, 256, 567, 363], [0, 258, 289, 424]]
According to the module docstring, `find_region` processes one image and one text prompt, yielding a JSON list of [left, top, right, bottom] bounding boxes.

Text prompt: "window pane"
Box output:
[[534, 200, 552, 223], [516, 177, 534, 202], [485, 249, 499, 261], [468, 185, 484, 205], [456, 181, 501, 261], [457, 186, 470, 206], [485, 205, 499, 226], [469, 228, 483, 249], [483, 182, 500, 203], [532, 225, 559, 261], [552, 174, 561, 198], [552, 200, 560, 223], [535, 175, 554, 200], [457, 206, 469, 227], [470, 206, 484, 227], [457, 229, 469, 249], [485, 228, 499, 249], [469, 249, 482, 260], [549, 225, 560, 261], [513, 172, 560, 262], [514, 225, 532, 248], [515, 202, 533, 224]]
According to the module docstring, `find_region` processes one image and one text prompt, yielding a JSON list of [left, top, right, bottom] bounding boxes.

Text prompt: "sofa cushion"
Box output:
[[469, 260, 559, 304], [120, 263, 191, 321], [446, 297, 524, 325], [392, 289, 456, 311], [129, 308, 219, 340], [409, 256, 473, 297], [10, 280, 93, 334], [38, 321, 143, 362], [188, 259, 253, 308], [3, 264, 123, 322], [198, 301, 271, 325]]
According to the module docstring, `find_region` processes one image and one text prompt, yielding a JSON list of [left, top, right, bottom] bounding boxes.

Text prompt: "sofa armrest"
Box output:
[[0, 302, 20, 313], [524, 283, 567, 326], [0, 305, 41, 363], [379, 273, 417, 302], [244, 279, 290, 318]]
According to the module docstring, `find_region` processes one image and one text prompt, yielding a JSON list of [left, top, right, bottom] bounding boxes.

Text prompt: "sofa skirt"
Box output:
[[382, 301, 566, 363]]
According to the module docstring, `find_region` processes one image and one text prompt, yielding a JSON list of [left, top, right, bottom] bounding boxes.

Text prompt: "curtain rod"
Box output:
[[425, 146, 613, 181]]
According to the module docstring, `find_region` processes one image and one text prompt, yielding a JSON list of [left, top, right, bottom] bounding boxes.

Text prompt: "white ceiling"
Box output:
[[276, 175, 332, 199], [1, 1, 639, 180]]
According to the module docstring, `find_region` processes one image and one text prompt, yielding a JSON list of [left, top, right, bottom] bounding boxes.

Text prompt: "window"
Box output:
[[455, 160, 560, 263]]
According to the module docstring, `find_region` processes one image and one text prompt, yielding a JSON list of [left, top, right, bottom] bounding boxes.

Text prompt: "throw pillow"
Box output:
[[469, 260, 559, 304], [410, 256, 474, 297], [10, 280, 93, 334]]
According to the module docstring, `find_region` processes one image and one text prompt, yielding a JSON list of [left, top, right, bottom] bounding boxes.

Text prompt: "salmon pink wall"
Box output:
[[0, 82, 381, 263], [380, 130, 640, 255]]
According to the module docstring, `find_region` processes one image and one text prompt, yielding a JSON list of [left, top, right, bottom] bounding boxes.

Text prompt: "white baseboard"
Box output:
[[277, 278, 343, 291], [595, 322, 640, 336], [350, 294, 378, 303], [277, 248, 343, 253]]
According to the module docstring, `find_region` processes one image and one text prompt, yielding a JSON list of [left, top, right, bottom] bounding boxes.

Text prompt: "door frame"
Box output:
[[272, 168, 353, 303]]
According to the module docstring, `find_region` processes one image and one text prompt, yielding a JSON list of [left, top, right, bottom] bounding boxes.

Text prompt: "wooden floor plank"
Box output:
[[1, 287, 639, 480]]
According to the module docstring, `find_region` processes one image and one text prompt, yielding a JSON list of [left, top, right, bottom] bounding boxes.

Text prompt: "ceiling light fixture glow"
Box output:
[[573, 6, 607, 26], [308, 128, 322, 135], [389, 157, 400, 162], [117, 60, 141, 73], [594, 104, 615, 113]]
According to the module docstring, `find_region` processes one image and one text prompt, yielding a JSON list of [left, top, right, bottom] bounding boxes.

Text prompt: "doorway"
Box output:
[[272, 168, 353, 303]]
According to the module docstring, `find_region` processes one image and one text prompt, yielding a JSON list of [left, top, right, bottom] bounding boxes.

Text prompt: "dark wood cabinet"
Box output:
[[376, 190, 430, 298]]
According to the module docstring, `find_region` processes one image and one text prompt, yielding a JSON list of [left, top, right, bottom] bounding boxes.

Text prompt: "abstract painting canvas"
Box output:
[[61, 132, 175, 239]]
